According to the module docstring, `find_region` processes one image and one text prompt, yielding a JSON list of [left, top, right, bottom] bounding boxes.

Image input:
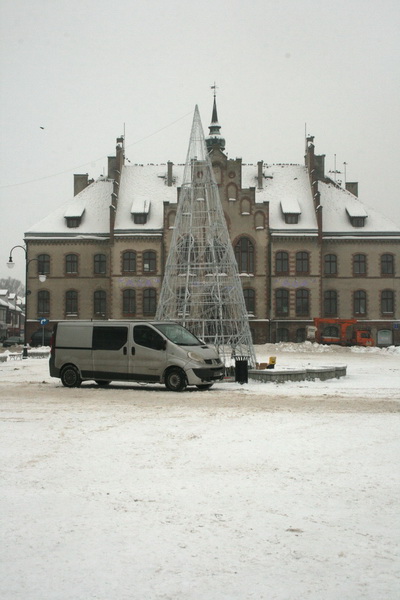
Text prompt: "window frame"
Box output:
[[94, 253, 107, 275], [143, 288, 157, 316], [353, 254, 367, 276], [122, 289, 136, 316], [65, 253, 78, 275], [353, 290, 367, 316], [122, 251, 136, 274], [381, 254, 394, 276], [324, 254, 337, 276], [295, 251, 310, 275], [234, 237, 254, 274], [276, 288, 289, 317], [65, 290, 78, 316], [94, 290, 107, 317], [295, 288, 310, 317], [276, 251, 289, 275], [381, 289, 394, 314], [37, 290, 50, 315]]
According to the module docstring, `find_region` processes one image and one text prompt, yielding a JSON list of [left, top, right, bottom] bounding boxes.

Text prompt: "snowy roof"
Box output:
[[114, 164, 183, 234], [280, 197, 302, 215], [318, 180, 398, 236], [25, 160, 399, 240], [242, 164, 318, 234], [26, 179, 113, 238]]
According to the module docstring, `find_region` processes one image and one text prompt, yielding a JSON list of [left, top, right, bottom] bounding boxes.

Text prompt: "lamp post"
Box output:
[[7, 245, 47, 359]]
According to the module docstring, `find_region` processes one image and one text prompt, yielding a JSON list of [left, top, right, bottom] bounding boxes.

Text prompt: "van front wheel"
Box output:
[[165, 368, 187, 392], [61, 365, 82, 388]]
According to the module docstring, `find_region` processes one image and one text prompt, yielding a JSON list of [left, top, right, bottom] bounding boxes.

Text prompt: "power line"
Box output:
[[0, 111, 192, 190]]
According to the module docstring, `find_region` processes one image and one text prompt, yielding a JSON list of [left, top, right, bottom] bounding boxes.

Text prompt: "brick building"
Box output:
[[25, 100, 400, 345]]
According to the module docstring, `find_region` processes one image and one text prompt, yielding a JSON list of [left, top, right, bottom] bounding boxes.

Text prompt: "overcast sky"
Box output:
[[1, 0, 399, 283]]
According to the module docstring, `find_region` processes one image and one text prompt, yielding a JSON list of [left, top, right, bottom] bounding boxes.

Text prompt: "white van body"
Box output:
[[49, 320, 224, 391]]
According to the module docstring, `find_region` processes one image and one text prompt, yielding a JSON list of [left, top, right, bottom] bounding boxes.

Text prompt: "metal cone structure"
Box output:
[[156, 106, 257, 367]]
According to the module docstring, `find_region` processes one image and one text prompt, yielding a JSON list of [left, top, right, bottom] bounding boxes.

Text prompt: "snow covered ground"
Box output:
[[1, 343, 399, 599]]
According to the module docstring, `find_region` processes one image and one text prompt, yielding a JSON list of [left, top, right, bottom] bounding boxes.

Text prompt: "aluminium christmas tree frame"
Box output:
[[156, 106, 257, 367]]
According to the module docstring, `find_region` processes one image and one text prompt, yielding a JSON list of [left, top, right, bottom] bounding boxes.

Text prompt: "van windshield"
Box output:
[[154, 323, 202, 346]]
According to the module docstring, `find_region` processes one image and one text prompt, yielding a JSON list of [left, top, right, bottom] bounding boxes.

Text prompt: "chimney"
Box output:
[[346, 182, 358, 197], [167, 161, 173, 187], [108, 155, 117, 179], [314, 154, 325, 180], [257, 161, 263, 189], [74, 173, 89, 196]]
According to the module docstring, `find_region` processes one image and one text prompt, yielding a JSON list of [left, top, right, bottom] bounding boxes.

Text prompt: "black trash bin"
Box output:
[[235, 356, 248, 384]]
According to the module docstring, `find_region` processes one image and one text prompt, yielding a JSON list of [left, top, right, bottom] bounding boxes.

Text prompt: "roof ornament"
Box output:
[[206, 83, 226, 152]]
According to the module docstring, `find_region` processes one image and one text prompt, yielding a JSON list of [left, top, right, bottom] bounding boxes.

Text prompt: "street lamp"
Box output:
[[6, 245, 47, 358]]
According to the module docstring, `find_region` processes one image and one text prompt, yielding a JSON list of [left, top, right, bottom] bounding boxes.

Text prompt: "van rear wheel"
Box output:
[[165, 368, 187, 392], [61, 365, 81, 388]]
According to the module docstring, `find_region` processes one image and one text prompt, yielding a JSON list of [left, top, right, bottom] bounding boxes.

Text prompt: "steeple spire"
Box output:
[[206, 84, 226, 152]]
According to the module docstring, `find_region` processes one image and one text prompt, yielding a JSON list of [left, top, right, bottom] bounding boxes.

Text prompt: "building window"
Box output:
[[324, 290, 338, 316], [296, 328, 306, 342], [94, 290, 106, 317], [133, 214, 147, 225], [243, 289, 255, 314], [285, 214, 299, 224], [235, 238, 254, 273], [354, 290, 367, 315], [94, 254, 106, 275], [276, 288, 289, 316], [143, 251, 156, 273], [37, 290, 50, 315], [37, 254, 50, 275], [381, 290, 394, 314], [65, 290, 78, 315], [122, 289, 136, 315], [65, 254, 78, 274], [324, 254, 337, 275], [350, 216, 366, 227], [66, 217, 81, 228], [296, 252, 309, 274], [143, 289, 156, 316], [296, 288, 309, 316], [381, 254, 394, 275], [276, 251, 289, 274], [122, 251, 136, 273], [276, 327, 289, 342], [353, 254, 367, 275]]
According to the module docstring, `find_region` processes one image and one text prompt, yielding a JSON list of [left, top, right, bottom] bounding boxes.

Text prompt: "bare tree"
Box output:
[[0, 277, 25, 296]]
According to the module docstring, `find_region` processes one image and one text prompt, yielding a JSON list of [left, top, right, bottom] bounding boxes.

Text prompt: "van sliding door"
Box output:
[[92, 326, 129, 380]]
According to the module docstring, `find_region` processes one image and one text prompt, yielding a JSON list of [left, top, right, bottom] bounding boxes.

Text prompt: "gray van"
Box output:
[[49, 320, 224, 391]]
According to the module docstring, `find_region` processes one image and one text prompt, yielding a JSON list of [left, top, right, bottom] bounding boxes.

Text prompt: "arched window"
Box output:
[[276, 327, 289, 342], [276, 251, 289, 274], [296, 252, 309, 274], [65, 290, 78, 315], [143, 289, 156, 316], [37, 290, 50, 315], [122, 251, 136, 273], [381, 290, 394, 314], [226, 183, 237, 202], [234, 238, 254, 273], [353, 290, 367, 315], [381, 254, 394, 275], [296, 288, 309, 316], [94, 290, 106, 317], [254, 211, 265, 230], [94, 254, 106, 275], [353, 254, 367, 275], [240, 198, 251, 215], [324, 290, 338, 316], [122, 289, 136, 315], [143, 251, 156, 273], [37, 254, 50, 275], [65, 254, 78, 274], [276, 288, 289, 316], [324, 254, 337, 275], [243, 289, 255, 314]]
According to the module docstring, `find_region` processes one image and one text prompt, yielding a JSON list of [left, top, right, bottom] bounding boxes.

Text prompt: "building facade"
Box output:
[[25, 102, 400, 346]]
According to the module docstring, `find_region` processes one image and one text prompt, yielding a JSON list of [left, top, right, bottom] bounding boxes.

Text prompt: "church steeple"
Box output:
[[206, 84, 226, 152]]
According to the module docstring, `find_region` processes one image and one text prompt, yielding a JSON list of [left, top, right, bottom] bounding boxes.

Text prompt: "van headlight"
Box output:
[[187, 351, 206, 364]]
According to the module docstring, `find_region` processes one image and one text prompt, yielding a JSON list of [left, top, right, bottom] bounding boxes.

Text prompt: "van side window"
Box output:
[[93, 326, 128, 350], [134, 325, 164, 350]]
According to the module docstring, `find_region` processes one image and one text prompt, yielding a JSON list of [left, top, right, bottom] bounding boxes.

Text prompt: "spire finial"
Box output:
[[206, 83, 225, 152]]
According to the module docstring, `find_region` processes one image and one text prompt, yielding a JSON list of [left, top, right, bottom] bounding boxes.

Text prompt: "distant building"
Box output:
[[0, 290, 24, 338], [25, 100, 400, 346]]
